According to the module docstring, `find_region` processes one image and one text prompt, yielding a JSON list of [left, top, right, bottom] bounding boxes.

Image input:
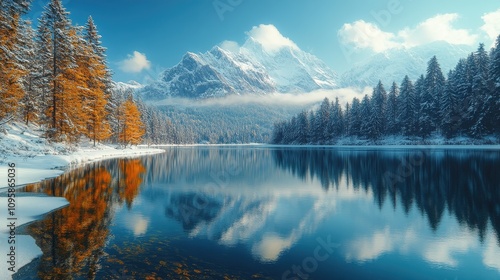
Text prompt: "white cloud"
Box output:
[[252, 233, 297, 262], [120, 51, 151, 73], [123, 213, 149, 236], [339, 14, 478, 53], [338, 20, 400, 52], [219, 40, 240, 53], [423, 232, 477, 267], [345, 227, 418, 262], [246, 24, 298, 53], [482, 233, 500, 272], [346, 227, 394, 261], [481, 9, 500, 42], [219, 200, 276, 247], [399, 14, 477, 48]]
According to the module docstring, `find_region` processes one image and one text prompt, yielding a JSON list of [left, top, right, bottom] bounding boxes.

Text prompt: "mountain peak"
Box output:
[[183, 51, 204, 63], [139, 25, 338, 99]]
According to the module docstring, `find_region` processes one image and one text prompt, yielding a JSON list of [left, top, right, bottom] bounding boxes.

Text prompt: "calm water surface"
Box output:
[[18, 146, 500, 279]]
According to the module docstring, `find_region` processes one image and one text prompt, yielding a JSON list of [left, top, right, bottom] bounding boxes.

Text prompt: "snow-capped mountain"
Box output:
[[340, 41, 473, 88], [240, 37, 338, 92], [139, 33, 338, 99], [111, 80, 143, 93]]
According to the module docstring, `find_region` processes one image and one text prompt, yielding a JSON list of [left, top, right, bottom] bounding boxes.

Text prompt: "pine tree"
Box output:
[[318, 97, 330, 143], [289, 116, 299, 143], [469, 43, 490, 137], [118, 97, 145, 146], [18, 20, 42, 125], [349, 97, 362, 137], [441, 70, 457, 138], [331, 97, 344, 138], [308, 110, 316, 141], [386, 82, 399, 135], [80, 17, 112, 145], [108, 85, 129, 142], [56, 26, 89, 142], [34, 23, 53, 127], [38, 0, 78, 140], [344, 102, 351, 136], [272, 121, 285, 144], [368, 81, 387, 139], [460, 53, 477, 135], [136, 99, 152, 145], [297, 110, 310, 144], [360, 94, 372, 138], [424, 56, 445, 132], [489, 35, 500, 134], [398, 76, 416, 136], [0, 0, 32, 122], [452, 58, 473, 134], [136, 98, 174, 145], [418, 70, 434, 139]]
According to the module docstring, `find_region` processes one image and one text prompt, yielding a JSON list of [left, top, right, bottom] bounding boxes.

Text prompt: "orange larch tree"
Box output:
[[38, 0, 79, 141], [0, 1, 29, 122], [81, 17, 112, 145], [118, 97, 145, 146], [57, 26, 94, 142]]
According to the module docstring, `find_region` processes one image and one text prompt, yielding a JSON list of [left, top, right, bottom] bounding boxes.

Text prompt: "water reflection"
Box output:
[[145, 147, 500, 277], [116, 159, 146, 209], [20, 147, 500, 279], [22, 159, 144, 279], [272, 148, 500, 244]]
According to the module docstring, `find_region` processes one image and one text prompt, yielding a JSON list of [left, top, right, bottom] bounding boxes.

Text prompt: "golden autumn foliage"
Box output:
[[26, 166, 114, 279], [43, 26, 111, 143], [117, 158, 146, 208], [0, 12, 25, 121], [2, 1, 152, 147], [118, 98, 145, 146], [78, 23, 111, 145], [49, 29, 85, 141], [23, 159, 147, 279], [24, 159, 146, 279]]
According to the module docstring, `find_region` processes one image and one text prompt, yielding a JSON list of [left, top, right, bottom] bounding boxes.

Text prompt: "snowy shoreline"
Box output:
[[0, 123, 166, 190], [0, 122, 165, 278], [0, 145, 165, 191]]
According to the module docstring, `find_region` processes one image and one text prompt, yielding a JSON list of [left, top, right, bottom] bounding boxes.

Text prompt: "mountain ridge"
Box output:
[[125, 34, 475, 98], [138, 33, 338, 99]]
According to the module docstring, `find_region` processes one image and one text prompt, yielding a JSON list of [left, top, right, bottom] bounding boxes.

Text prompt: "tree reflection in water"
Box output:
[[272, 148, 500, 245], [17, 147, 500, 279], [22, 158, 145, 279]]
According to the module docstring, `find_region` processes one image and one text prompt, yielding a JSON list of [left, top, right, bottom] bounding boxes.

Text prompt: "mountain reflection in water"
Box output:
[[18, 147, 500, 279]]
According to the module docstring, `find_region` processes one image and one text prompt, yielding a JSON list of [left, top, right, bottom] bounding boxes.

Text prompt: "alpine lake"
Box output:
[[16, 146, 500, 279]]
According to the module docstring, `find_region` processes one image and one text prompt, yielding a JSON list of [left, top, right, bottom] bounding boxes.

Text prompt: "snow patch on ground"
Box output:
[[0, 122, 165, 190], [0, 195, 69, 278]]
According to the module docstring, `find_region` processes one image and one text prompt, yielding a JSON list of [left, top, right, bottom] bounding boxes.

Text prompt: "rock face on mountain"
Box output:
[[340, 41, 473, 88], [139, 38, 338, 99]]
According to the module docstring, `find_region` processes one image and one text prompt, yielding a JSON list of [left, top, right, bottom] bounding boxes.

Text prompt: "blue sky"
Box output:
[[27, 0, 500, 83]]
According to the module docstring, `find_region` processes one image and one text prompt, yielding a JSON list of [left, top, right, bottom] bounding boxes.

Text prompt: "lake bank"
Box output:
[[0, 122, 165, 190], [273, 134, 500, 146]]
